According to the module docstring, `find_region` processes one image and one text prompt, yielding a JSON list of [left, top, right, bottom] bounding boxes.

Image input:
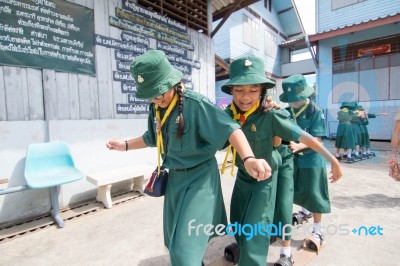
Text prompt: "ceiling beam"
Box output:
[[212, 0, 258, 21]]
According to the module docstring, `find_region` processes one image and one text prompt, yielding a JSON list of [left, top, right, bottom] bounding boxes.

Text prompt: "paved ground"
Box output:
[[0, 140, 399, 266]]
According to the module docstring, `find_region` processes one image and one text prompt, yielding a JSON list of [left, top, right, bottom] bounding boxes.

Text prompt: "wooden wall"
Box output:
[[0, 0, 215, 122]]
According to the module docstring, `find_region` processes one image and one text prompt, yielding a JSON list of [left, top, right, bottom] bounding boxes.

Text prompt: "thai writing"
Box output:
[[122, 0, 186, 32], [116, 104, 149, 114]]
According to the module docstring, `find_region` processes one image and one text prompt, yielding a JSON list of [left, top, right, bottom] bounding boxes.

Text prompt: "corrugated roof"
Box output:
[[309, 12, 400, 42]]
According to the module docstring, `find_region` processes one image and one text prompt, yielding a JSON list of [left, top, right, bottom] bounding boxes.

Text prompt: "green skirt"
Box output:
[[164, 158, 227, 266], [293, 152, 331, 213]]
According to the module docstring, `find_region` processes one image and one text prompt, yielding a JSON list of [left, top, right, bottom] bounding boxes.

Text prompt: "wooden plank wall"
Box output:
[[0, 0, 215, 122]]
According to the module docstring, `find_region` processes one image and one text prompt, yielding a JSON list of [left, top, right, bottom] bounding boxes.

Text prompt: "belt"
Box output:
[[171, 160, 208, 172]]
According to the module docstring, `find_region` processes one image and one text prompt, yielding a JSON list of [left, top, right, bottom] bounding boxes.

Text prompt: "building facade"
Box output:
[[309, 0, 400, 139]]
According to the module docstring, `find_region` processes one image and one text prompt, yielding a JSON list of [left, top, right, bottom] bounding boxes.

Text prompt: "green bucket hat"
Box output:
[[221, 56, 275, 95], [340, 102, 354, 109], [130, 50, 183, 99], [357, 105, 364, 111], [279, 74, 314, 103]]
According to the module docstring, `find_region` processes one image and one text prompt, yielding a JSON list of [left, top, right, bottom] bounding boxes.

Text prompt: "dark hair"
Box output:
[[258, 87, 268, 112], [175, 83, 185, 138]]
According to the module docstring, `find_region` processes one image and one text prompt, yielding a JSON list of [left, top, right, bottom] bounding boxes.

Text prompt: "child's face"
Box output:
[[231, 84, 262, 112], [290, 99, 307, 109]]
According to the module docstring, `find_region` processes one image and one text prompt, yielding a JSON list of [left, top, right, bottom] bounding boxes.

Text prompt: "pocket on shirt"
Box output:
[[168, 123, 190, 151]]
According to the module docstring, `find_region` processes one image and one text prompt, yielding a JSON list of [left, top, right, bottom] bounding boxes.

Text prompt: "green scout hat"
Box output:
[[221, 56, 275, 95], [357, 105, 364, 111], [340, 102, 354, 109], [279, 74, 314, 103], [130, 50, 183, 99]]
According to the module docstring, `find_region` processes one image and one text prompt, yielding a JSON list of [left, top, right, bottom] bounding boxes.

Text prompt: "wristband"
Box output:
[[241, 156, 255, 165], [125, 140, 128, 151]]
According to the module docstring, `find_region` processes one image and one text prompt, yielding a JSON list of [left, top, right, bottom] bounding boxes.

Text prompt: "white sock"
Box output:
[[313, 222, 322, 235], [367, 149, 371, 153], [347, 153, 351, 158], [301, 207, 311, 215], [280, 246, 292, 257]]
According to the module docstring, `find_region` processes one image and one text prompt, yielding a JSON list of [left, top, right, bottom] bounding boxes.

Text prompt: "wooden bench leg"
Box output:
[[97, 184, 112, 209], [131, 175, 144, 195]]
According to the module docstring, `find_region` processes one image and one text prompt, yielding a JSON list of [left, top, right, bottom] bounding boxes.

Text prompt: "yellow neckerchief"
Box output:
[[221, 101, 260, 176], [291, 98, 310, 124], [155, 93, 178, 174], [341, 107, 349, 112]]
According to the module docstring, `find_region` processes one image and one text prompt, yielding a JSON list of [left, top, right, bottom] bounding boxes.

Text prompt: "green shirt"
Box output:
[[225, 106, 302, 173], [143, 90, 239, 169]]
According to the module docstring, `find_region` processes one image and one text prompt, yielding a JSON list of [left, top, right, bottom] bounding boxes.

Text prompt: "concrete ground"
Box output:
[[0, 140, 399, 266]]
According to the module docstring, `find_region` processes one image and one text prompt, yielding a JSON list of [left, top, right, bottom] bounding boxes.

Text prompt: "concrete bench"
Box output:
[[86, 165, 153, 209]]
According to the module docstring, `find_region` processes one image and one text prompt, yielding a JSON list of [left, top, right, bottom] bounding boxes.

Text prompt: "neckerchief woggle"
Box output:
[[291, 98, 309, 124], [221, 101, 259, 176], [155, 93, 178, 174]]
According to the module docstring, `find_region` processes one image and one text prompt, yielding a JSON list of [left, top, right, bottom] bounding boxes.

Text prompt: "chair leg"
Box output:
[[50, 186, 65, 228]]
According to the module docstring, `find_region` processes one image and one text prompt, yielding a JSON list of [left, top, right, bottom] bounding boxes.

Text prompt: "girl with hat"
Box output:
[[334, 102, 356, 163], [357, 105, 387, 157], [279, 74, 341, 254], [220, 58, 342, 265], [106, 50, 272, 266]]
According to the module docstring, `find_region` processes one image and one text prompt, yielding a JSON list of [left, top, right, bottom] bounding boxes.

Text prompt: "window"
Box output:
[[290, 47, 312, 62], [243, 15, 260, 49], [264, 31, 277, 58], [332, 0, 366, 10]]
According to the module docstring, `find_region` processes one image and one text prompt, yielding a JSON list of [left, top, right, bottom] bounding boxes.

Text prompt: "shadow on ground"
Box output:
[[332, 193, 400, 209]]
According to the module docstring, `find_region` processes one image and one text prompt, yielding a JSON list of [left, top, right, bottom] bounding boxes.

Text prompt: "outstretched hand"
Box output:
[[329, 159, 343, 183], [243, 158, 272, 181]]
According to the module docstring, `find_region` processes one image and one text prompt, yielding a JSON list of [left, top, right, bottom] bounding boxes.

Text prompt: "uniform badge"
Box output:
[[287, 87, 291, 92], [251, 124, 256, 132], [321, 113, 325, 120], [137, 75, 144, 83], [244, 59, 252, 66], [175, 116, 180, 124]]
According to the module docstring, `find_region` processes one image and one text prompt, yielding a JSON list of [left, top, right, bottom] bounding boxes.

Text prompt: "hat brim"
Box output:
[[135, 68, 183, 99], [221, 74, 275, 95], [279, 86, 314, 103]]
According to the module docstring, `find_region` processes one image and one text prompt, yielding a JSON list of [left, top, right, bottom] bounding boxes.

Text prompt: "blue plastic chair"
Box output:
[[24, 141, 84, 228]]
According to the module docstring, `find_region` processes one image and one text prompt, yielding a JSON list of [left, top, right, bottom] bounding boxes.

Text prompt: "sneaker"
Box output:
[[299, 211, 313, 219], [274, 254, 293, 266]]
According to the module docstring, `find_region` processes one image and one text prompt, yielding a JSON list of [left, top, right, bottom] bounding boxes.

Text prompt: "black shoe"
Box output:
[[346, 157, 355, 163], [274, 254, 293, 266], [368, 152, 376, 157], [270, 235, 278, 244]]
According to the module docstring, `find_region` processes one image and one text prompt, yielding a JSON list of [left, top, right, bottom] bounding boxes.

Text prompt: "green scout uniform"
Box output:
[[225, 107, 302, 266], [335, 110, 355, 149], [143, 90, 240, 266], [350, 111, 363, 146], [361, 113, 377, 148], [273, 143, 294, 241], [287, 101, 331, 213]]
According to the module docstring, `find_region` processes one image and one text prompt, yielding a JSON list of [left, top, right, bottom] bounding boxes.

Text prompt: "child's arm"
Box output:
[[297, 131, 342, 183]]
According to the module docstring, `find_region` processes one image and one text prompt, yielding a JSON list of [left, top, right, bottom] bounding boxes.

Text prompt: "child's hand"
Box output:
[[243, 158, 272, 181], [329, 159, 342, 183], [263, 96, 281, 112]]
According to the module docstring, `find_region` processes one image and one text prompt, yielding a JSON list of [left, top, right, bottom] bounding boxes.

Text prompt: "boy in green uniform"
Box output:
[[334, 102, 356, 163], [279, 74, 339, 253], [106, 50, 272, 266], [220, 58, 342, 265]]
